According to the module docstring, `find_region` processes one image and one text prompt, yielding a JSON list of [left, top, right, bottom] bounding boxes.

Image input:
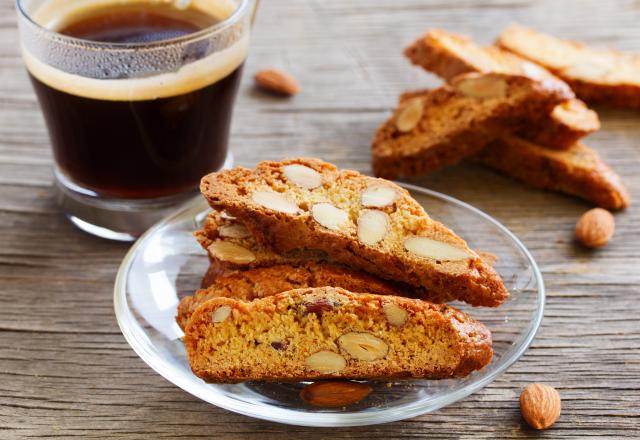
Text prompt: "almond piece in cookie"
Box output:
[[361, 184, 398, 208], [357, 210, 389, 245], [395, 98, 424, 132], [283, 164, 323, 189]]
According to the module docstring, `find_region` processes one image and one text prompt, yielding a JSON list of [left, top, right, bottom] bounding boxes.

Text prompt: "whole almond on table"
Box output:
[[254, 69, 300, 96], [300, 380, 372, 407], [520, 383, 561, 430], [575, 208, 615, 248]]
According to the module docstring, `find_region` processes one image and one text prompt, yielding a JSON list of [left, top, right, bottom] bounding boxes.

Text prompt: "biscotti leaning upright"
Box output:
[[404, 29, 600, 149], [398, 89, 629, 210], [371, 72, 574, 179], [200, 158, 508, 307], [184, 287, 493, 383], [497, 24, 640, 109], [472, 136, 630, 210]]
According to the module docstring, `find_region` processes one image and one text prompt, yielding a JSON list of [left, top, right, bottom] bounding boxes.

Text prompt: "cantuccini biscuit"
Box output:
[[371, 72, 573, 179], [497, 24, 640, 109], [397, 89, 629, 209], [200, 158, 509, 307], [184, 287, 493, 383], [471, 135, 630, 210], [177, 262, 403, 331], [195, 210, 504, 306], [404, 29, 599, 149]]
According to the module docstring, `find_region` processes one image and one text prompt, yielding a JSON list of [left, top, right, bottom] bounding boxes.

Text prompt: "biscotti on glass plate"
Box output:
[[176, 157, 513, 384]]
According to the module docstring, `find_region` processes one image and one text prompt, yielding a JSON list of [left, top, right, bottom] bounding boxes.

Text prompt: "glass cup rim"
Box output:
[[16, 0, 254, 49]]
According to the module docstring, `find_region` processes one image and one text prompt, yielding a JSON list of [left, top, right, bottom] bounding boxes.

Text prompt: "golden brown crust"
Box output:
[[200, 158, 509, 307], [471, 136, 630, 210], [518, 99, 599, 149], [404, 29, 599, 149], [177, 262, 404, 331], [200, 263, 222, 289], [497, 24, 640, 109], [184, 287, 493, 383], [371, 72, 574, 179]]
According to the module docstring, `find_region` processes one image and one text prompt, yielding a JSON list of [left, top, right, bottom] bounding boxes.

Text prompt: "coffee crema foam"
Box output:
[[23, 0, 248, 101]]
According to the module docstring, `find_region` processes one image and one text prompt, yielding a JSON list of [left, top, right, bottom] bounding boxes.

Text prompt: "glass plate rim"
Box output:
[[114, 183, 545, 427]]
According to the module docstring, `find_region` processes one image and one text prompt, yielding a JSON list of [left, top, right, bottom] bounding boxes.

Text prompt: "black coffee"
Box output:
[[28, 2, 244, 199]]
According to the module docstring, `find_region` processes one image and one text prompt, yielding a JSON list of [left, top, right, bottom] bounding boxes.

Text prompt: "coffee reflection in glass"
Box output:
[[17, 0, 254, 240]]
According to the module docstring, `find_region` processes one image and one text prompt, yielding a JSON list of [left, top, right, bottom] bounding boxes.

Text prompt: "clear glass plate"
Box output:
[[114, 183, 544, 427]]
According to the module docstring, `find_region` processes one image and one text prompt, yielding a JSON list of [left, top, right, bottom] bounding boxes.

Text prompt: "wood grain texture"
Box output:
[[1, 0, 640, 437]]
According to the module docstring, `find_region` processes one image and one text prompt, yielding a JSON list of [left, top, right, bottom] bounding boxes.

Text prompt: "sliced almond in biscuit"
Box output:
[[252, 190, 299, 214], [452, 74, 508, 99], [212, 305, 232, 323], [283, 164, 322, 189], [361, 185, 398, 208], [208, 240, 256, 264], [305, 351, 347, 373], [311, 203, 349, 231], [218, 223, 250, 239], [404, 236, 469, 261], [395, 98, 423, 132], [338, 332, 388, 361], [219, 211, 237, 220], [383, 303, 408, 327], [357, 210, 389, 245]]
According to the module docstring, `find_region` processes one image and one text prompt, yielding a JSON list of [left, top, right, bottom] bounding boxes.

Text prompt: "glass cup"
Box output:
[[16, 0, 255, 241]]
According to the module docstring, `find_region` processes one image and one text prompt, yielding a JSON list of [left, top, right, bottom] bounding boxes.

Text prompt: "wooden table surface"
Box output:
[[1, 0, 639, 438]]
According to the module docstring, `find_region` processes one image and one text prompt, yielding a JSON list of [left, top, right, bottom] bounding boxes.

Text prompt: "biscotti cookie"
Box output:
[[196, 210, 503, 306], [497, 24, 640, 109], [177, 262, 403, 330], [471, 135, 630, 210], [195, 210, 328, 280], [200, 158, 509, 307], [371, 72, 573, 179], [404, 29, 600, 149], [184, 287, 493, 383]]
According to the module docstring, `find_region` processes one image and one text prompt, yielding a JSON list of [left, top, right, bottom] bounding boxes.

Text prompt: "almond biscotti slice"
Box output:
[[200, 158, 509, 307], [177, 262, 403, 330], [184, 287, 493, 383], [404, 29, 599, 149], [195, 210, 499, 306], [497, 24, 640, 109], [371, 72, 573, 179], [471, 135, 630, 210], [195, 210, 328, 280]]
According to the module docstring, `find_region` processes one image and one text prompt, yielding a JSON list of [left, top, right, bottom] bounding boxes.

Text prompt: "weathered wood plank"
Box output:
[[1, 0, 639, 437]]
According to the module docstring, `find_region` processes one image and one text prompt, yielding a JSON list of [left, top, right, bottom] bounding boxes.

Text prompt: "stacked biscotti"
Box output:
[[372, 27, 630, 210], [178, 158, 505, 383]]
